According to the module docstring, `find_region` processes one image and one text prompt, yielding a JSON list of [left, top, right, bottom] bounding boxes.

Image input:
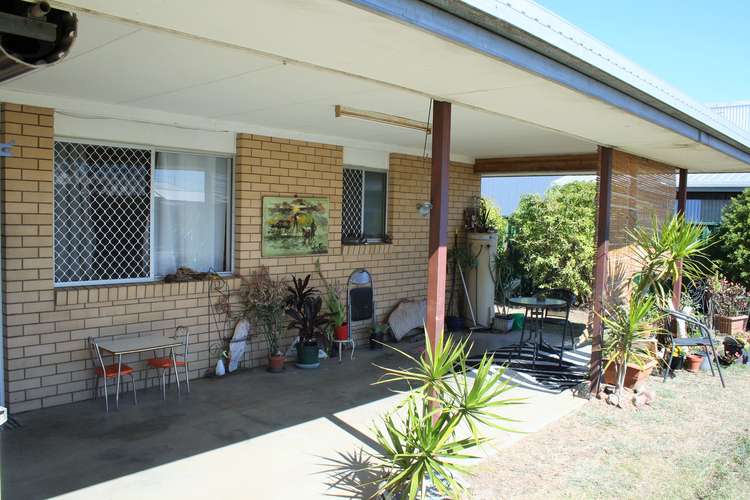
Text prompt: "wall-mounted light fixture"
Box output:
[[335, 105, 431, 134], [416, 201, 433, 217]]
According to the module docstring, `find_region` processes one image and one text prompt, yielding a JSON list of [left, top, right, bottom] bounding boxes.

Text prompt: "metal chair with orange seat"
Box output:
[[89, 337, 138, 412], [146, 326, 190, 399]]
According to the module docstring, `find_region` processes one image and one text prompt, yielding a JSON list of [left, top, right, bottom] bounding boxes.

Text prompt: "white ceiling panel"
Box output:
[[8, 21, 280, 103], [3, 6, 746, 172]]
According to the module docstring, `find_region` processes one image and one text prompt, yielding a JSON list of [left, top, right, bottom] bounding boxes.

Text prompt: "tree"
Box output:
[[508, 181, 597, 302], [716, 189, 750, 289]]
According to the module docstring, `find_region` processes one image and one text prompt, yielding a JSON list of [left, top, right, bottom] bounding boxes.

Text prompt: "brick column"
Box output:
[[1, 103, 56, 412]]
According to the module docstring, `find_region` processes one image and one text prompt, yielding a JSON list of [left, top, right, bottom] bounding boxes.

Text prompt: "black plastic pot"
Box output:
[[670, 356, 685, 371], [370, 331, 384, 349], [446, 316, 464, 332]]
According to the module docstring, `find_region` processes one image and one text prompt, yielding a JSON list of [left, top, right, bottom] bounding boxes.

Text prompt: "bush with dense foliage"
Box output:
[[508, 181, 597, 302], [715, 189, 750, 289], [482, 197, 506, 236]]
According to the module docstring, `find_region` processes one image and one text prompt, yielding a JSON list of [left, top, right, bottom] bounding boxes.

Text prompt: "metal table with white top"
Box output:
[[94, 334, 183, 409]]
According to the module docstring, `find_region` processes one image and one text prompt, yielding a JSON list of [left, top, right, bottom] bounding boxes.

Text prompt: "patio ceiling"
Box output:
[[0, 12, 595, 162], [2, 1, 748, 172]]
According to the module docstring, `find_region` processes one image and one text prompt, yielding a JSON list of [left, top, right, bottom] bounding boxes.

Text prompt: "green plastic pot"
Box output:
[[511, 313, 525, 330], [296, 341, 320, 368]]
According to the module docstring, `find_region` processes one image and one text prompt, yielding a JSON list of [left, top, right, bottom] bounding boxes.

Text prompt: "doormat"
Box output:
[[466, 344, 589, 393]]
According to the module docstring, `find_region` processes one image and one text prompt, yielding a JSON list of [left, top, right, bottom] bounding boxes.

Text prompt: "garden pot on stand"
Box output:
[[334, 323, 349, 341]]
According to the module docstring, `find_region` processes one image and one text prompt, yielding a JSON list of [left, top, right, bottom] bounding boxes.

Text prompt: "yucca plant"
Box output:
[[601, 294, 663, 399], [628, 214, 712, 306], [369, 331, 522, 499]]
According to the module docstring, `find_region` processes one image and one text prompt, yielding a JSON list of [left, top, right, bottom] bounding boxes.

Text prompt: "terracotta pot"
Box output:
[[334, 323, 349, 341], [267, 354, 285, 373], [603, 359, 656, 389], [685, 354, 703, 373], [714, 315, 749, 335]]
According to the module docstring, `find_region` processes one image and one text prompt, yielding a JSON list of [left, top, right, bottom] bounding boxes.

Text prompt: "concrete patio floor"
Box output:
[[1, 324, 591, 500]]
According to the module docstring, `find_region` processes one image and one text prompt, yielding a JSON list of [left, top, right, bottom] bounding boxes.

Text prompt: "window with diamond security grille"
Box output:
[[342, 167, 387, 243], [54, 142, 152, 284], [54, 141, 234, 286]]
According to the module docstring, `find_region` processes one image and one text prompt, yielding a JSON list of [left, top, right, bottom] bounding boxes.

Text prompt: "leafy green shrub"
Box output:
[[508, 181, 596, 302], [716, 189, 750, 289]]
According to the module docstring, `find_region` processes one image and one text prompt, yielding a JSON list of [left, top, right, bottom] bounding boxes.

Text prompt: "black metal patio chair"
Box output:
[[661, 308, 725, 388], [540, 288, 577, 364]]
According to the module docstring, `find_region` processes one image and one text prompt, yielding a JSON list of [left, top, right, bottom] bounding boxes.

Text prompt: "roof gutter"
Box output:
[[346, 0, 750, 166]]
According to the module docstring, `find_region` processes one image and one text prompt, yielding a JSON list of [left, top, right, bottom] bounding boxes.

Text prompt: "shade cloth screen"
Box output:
[[154, 152, 231, 275]]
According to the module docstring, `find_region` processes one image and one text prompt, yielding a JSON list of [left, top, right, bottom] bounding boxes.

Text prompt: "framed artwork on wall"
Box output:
[[261, 197, 329, 256]]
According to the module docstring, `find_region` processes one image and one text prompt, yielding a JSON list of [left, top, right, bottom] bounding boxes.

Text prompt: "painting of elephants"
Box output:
[[262, 197, 329, 256]]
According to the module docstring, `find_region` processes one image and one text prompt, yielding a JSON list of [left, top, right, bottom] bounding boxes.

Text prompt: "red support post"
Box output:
[[590, 146, 613, 395], [673, 168, 688, 309], [425, 100, 451, 351]]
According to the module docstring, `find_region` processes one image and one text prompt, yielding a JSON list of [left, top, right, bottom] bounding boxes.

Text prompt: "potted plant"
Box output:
[[316, 261, 348, 341], [670, 346, 687, 371], [241, 267, 287, 373], [708, 276, 749, 335], [286, 274, 328, 368], [601, 294, 661, 396], [370, 322, 389, 349], [369, 330, 520, 499], [684, 351, 704, 372]]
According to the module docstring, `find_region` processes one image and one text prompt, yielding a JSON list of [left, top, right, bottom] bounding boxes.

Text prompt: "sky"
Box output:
[[482, 0, 750, 214]]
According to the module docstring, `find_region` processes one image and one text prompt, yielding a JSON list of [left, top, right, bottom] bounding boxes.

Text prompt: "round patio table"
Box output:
[[509, 296, 567, 367]]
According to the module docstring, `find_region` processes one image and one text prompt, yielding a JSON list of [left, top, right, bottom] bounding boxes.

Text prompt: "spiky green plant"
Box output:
[[369, 331, 522, 499], [601, 294, 663, 398], [628, 214, 712, 306]]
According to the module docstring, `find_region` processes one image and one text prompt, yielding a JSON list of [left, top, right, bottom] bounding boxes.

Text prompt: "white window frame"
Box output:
[[53, 137, 235, 287], [342, 165, 388, 244]]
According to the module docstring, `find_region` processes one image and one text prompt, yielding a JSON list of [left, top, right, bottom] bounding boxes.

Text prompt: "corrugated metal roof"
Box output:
[[684, 173, 750, 190], [710, 102, 750, 131], [553, 173, 750, 190]]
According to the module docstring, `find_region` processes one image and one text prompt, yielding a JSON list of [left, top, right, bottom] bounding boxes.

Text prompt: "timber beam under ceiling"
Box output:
[[474, 153, 598, 176]]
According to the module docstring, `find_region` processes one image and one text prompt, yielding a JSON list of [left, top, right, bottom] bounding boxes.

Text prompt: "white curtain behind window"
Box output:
[[154, 152, 231, 275]]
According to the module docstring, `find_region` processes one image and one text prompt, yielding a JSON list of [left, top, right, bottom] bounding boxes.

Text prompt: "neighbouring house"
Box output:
[[681, 173, 750, 227], [683, 102, 750, 226], [0, 0, 749, 417]]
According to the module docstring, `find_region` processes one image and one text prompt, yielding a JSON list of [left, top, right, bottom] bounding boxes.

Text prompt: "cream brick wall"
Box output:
[[1, 105, 481, 413]]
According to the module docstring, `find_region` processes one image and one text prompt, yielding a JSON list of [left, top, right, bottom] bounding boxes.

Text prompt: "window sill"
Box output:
[[54, 273, 240, 307], [341, 242, 393, 257], [342, 240, 391, 246]]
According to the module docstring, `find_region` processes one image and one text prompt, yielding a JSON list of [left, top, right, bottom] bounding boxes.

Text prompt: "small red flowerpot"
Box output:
[[685, 354, 703, 373], [334, 323, 349, 341]]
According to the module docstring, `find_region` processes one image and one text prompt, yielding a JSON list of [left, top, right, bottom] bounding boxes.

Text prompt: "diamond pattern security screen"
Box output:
[[54, 141, 152, 285], [342, 167, 387, 243], [342, 168, 363, 241]]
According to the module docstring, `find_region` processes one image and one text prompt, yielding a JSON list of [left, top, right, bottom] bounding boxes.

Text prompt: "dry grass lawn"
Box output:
[[469, 364, 750, 499]]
